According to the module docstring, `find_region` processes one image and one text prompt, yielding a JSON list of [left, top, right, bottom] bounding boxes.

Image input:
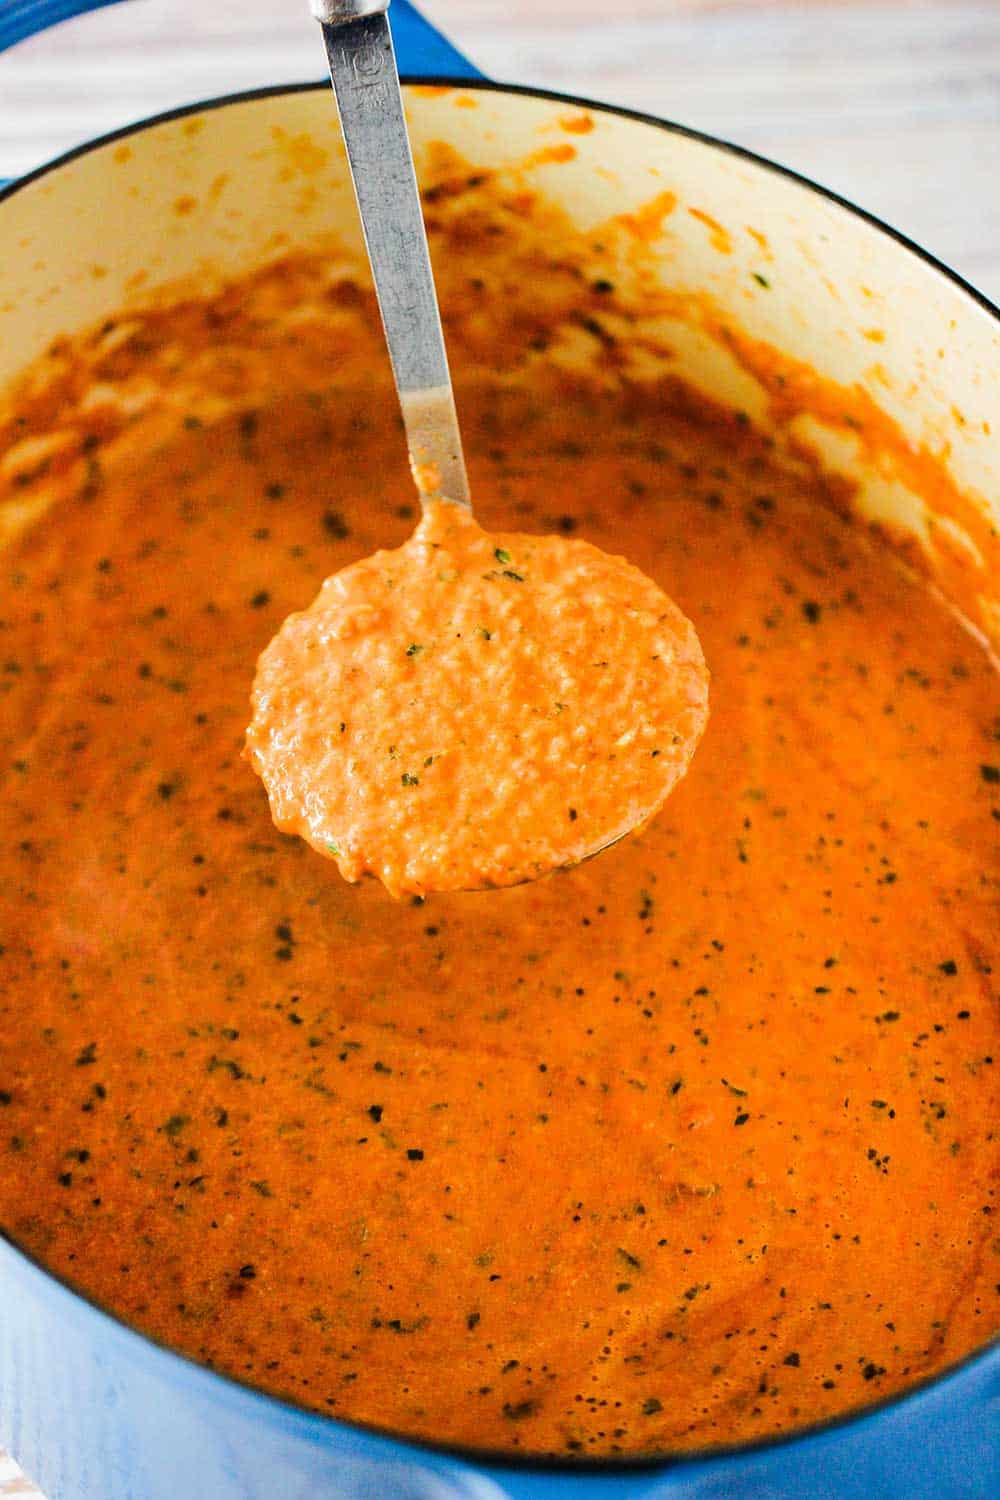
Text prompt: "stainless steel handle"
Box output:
[[316, 4, 471, 508], [311, 1, 389, 23]]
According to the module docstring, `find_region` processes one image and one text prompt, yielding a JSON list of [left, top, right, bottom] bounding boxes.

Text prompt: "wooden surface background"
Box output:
[[0, 0, 997, 1493]]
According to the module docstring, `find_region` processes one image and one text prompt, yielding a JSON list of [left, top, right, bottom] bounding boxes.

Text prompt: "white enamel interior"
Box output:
[[1, 84, 997, 625]]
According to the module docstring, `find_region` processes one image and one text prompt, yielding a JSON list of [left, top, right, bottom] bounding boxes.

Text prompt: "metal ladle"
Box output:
[[311, 0, 471, 509], [294, 1, 708, 890], [308, 0, 636, 881]]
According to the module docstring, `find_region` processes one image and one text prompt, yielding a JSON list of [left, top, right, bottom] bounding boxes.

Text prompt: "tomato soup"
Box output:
[[0, 196, 997, 1460]]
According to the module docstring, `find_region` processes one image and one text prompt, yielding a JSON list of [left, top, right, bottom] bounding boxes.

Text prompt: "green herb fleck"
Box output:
[[322, 509, 349, 539], [502, 1399, 538, 1421]]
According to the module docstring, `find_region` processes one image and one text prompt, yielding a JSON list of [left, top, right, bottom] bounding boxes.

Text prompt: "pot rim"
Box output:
[[3, 74, 998, 330], [1, 73, 997, 1481]]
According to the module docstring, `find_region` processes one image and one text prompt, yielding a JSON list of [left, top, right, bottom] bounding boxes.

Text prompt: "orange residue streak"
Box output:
[[688, 206, 733, 254], [269, 125, 329, 179], [746, 226, 771, 256], [694, 310, 1000, 636], [560, 113, 595, 134], [618, 189, 679, 241], [0, 163, 996, 1463], [247, 503, 707, 896], [522, 142, 578, 168]]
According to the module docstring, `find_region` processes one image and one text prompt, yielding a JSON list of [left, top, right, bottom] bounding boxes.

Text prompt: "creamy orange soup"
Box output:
[[0, 176, 997, 1460], [247, 499, 708, 895]]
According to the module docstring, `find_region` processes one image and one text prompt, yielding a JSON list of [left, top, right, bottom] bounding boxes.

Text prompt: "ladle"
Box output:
[[313, 0, 471, 509], [244, 0, 710, 898]]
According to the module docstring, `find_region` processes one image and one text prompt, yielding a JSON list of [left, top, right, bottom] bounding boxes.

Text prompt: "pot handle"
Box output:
[[0, 0, 483, 76], [385, 0, 484, 78]]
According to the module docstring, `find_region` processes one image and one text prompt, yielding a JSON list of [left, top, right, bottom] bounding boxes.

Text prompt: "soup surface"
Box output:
[[247, 498, 708, 896], [0, 242, 997, 1460]]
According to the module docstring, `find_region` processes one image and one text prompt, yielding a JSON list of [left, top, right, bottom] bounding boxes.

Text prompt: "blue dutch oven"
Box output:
[[1, 3, 998, 1496]]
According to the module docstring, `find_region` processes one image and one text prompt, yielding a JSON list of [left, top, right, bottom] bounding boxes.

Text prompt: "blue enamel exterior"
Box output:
[[0, 3, 998, 1496], [2, 1226, 997, 1499]]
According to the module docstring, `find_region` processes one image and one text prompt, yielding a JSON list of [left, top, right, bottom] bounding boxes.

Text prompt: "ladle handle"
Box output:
[[315, 0, 471, 508]]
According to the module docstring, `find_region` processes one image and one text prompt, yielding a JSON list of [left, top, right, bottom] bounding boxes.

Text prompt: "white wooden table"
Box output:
[[0, 0, 997, 1492]]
